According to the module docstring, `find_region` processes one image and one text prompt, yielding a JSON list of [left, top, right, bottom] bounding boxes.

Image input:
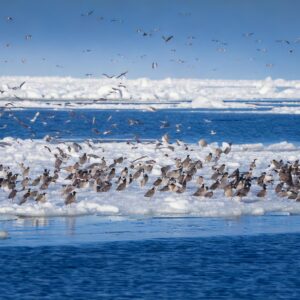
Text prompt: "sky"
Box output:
[[1, 0, 300, 79]]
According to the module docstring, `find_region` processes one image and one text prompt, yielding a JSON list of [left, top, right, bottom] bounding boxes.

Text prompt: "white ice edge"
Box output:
[[0, 138, 299, 218], [1, 76, 300, 112]]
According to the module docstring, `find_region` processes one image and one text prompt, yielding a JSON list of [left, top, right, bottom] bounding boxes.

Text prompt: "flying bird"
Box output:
[[116, 71, 128, 78], [8, 81, 26, 90], [152, 62, 158, 69], [162, 35, 174, 42]]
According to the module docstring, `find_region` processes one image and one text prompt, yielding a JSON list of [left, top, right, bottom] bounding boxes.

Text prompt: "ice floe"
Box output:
[[0, 138, 299, 218]]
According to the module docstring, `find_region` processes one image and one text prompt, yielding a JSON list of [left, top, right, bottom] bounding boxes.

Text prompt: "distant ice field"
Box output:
[[1, 76, 300, 113]]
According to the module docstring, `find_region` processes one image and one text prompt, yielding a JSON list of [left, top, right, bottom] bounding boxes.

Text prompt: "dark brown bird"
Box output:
[[65, 191, 76, 205], [8, 189, 17, 200], [257, 184, 267, 198], [36, 193, 47, 203], [204, 190, 213, 198], [140, 174, 149, 187], [144, 187, 155, 197], [116, 178, 127, 191], [20, 189, 31, 205], [153, 177, 162, 186]]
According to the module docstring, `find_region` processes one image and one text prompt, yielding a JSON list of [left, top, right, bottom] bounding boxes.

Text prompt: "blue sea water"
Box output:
[[1, 216, 300, 299], [1, 108, 300, 299], [0, 108, 300, 144]]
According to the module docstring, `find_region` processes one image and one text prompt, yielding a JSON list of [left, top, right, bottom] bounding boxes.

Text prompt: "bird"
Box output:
[[257, 184, 267, 198], [140, 174, 149, 187], [36, 193, 47, 203], [153, 177, 162, 186], [8, 81, 25, 90], [8, 189, 17, 200], [20, 189, 31, 205], [65, 191, 76, 205], [116, 178, 127, 191], [162, 35, 174, 42], [144, 187, 155, 197], [116, 71, 128, 78], [152, 62, 158, 69], [198, 139, 207, 147]]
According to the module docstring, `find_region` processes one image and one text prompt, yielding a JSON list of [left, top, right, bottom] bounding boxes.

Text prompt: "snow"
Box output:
[[1, 76, 300, 111], [0, 138, 299, 218]]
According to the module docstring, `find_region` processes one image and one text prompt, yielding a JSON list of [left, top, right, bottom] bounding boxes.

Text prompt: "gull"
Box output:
[[6, 16, 13, 22], [160, 120, 170, 128], [25, 34, 32, 40], [8, 81, 26, 90], [175, 124, 182, 132], [146, 106, 157, 112], [243, 32, 254, 37], [103, 130, 112, 135], [102, 73, 115, 78], [162, 134, 170, 144], [30, 112, 40, 123], [110, 18, 124, 23], [152, 62, 158, 69], [162, 35, 174, 42], [81, 10, 94, 17], [276, 39, 290, 45], [111, 87, 123, 98], [210, 130, 216, 135], [116, 71, 128, 78]]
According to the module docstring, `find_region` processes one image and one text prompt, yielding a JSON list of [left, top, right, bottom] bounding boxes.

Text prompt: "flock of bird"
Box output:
[[2, 8, 300, 77], [1, 136, 300, 207]]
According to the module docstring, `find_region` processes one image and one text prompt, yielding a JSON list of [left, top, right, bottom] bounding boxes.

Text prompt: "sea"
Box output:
[[0, 107, 300, 299]]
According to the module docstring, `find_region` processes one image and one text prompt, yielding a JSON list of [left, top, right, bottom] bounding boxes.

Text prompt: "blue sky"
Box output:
[[1, 0, 300, 79]]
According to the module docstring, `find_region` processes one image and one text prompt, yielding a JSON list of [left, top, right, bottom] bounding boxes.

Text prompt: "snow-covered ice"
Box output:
[[0, 138, 299, 218], [1, 76, 300, 111]]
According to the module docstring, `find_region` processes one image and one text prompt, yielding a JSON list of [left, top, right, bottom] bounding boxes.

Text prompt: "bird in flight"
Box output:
[[116, 71, 128, 78], [152, 62, 158, 69], [8, 81, 26, 90], [81, 10, 94, 17], [162, 35, 174, 42]]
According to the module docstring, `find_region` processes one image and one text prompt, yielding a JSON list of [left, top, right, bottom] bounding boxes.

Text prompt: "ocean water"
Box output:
[[1, 108, 300, 299], [1, 216, 300, 299], [0, 108, 300, 143]]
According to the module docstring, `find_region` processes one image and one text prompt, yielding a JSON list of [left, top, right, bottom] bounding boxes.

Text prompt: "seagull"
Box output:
[[152, 62, 158, 69], [243, 32, 254, 37], [30, 112, 40, 123], [162, 35, 174, 42], [8, 81, 26, 90], [116, 71, 128, 78], [81, 10, 94, 17], [102, 73, 115, 78]]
